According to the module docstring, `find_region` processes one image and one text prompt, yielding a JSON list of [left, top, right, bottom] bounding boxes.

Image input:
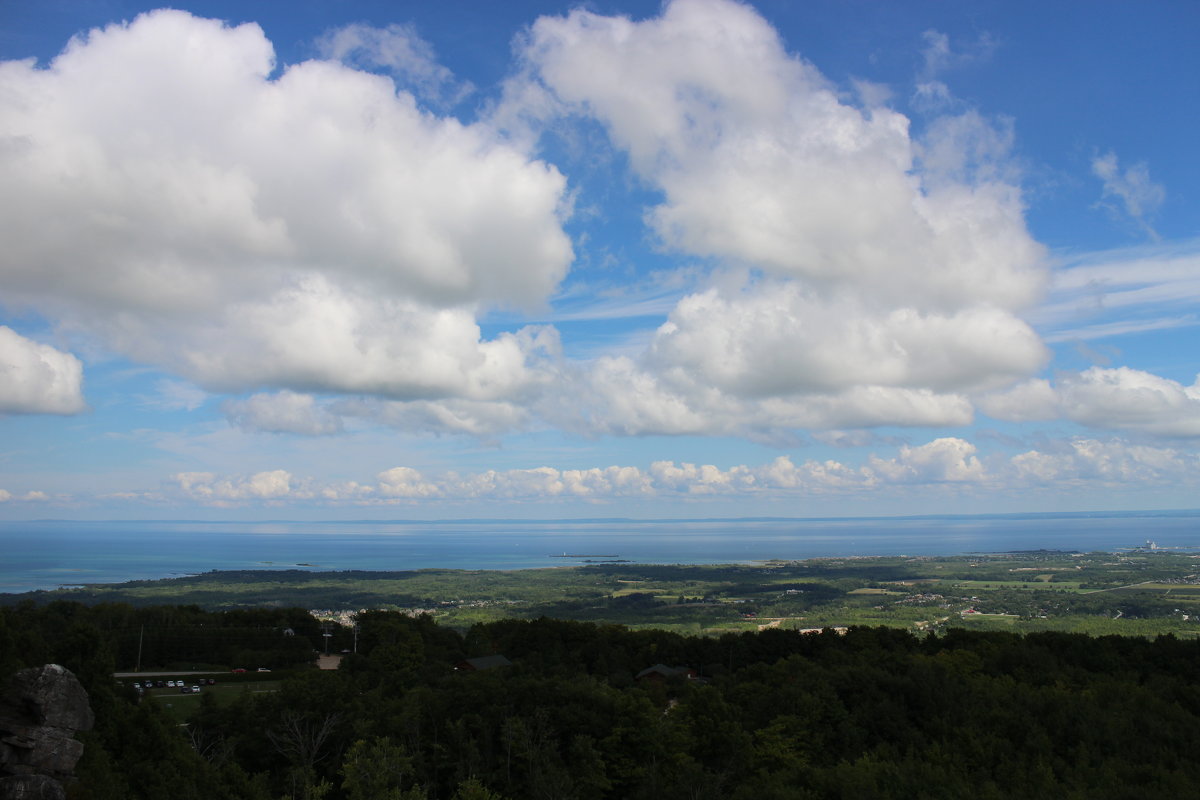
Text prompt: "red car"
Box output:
[[231, 668, 247, 673]]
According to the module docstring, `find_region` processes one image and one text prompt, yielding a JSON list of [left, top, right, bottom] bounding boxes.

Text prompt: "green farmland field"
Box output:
[[9, 547, 1200, 640]]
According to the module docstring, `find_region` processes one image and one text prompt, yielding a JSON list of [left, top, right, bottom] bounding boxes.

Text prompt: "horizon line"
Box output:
[[10, 508, 1200, 526]]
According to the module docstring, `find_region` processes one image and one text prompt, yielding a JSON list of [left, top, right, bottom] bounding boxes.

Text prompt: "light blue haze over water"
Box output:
[[3, 511, 1199, 594]]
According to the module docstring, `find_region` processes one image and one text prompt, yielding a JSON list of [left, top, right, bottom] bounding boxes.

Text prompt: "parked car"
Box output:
[[191, 685, 201, 692], [231, 668, 247, 674], [179, 686, 190, 693], [205, 678, 216, 685], [257, 667, 271, 672]]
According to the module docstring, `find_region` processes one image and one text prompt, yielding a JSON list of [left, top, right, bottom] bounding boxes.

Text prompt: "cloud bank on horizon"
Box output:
[[1, 0, 1197, 517]]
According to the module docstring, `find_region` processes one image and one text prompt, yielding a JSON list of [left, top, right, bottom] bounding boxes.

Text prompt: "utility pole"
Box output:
[[136, 625, 144, 673]]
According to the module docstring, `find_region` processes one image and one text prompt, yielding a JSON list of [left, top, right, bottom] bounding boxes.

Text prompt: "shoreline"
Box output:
[[2, 545, 1182, 599], [5, 513, 1199, 594]]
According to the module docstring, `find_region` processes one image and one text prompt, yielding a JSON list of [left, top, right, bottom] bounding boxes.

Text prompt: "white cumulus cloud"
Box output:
[[0, 10, 571, 402], [152, 430, 1199, 508], [175, 469, 293, 501], [506, 0, 1048, 435], [223, 390, 343, 436], [377, 466, 441, 498], [868, 438, 987, 483], [0, 326, 85, 415], [981, 367, 1200, 437], [1009, 439, 1195, 485]]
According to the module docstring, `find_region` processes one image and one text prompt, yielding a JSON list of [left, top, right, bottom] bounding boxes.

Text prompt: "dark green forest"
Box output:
[[3, 600, 1200, 799]]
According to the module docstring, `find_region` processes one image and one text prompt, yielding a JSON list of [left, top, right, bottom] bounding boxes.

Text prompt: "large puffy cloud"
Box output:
[[0, 10, 571, 400], [867, 438, 986, 483], [97, 280, 563, 400], [649, 284, 1043, 396], [517, 0, 1043, 308], [1009, 439, 1195, 485], [562, 354, 976, 436], [975, 378, 1059, 422], [0, 326, 85, 414], [219, 328, 557, 437], [223, 390, 343, 436], [981, 367, 1200, 437], [377, 466, 441, 498], [1060, 369, 1200, 436], [508, 0, 1048, 434]]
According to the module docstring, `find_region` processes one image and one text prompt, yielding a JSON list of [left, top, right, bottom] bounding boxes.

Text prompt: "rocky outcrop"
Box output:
[[0, 665, 94, 800]]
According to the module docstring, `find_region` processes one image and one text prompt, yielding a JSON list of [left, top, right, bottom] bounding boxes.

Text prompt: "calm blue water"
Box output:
[[2, 512, 1199, 594]]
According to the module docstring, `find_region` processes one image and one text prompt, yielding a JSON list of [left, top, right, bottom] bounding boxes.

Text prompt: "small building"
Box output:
[[454, 655, 512, 672], [635, 664, 698, 683]]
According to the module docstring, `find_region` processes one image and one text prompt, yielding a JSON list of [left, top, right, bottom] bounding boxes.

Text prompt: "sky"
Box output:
[[0, 0, 1198, 520]]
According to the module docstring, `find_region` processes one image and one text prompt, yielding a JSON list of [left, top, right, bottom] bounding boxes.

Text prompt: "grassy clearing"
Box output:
[[939, 579, 1087, 591], [148, 680, 280, 722], [611, 586, 671, 597], [1114, 583, 1200, 593], [953, 615, 1020, 630], [21, 550, 1200, 641]]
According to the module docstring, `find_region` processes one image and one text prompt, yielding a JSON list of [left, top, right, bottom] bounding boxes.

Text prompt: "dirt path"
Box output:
[[756, 617, 805, 631], [1082, 580, 1153, 595]]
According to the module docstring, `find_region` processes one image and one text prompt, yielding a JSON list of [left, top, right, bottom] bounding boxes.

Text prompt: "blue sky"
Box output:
[[1, 0, 1198, 520]]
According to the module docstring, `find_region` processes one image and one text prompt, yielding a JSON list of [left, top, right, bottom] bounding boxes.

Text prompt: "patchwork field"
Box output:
[[10, 547, 1200, 639]]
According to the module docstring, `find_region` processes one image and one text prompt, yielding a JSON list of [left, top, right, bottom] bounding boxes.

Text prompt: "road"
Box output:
[[114, 670, 230, 677]]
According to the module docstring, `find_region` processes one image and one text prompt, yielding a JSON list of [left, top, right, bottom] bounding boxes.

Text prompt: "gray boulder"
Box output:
[[0, 774, 66, 800], [0, 665, 94, 800]]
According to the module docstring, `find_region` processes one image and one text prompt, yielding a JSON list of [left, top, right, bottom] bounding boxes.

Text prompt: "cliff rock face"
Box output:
[[0, 665, 94, 800]]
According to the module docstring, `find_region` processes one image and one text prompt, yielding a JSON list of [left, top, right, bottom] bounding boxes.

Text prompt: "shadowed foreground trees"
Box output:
[[3, 603, 1200, 798]]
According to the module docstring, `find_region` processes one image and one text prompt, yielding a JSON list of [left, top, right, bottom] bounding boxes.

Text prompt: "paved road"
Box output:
[[113, 670, 227, 677]]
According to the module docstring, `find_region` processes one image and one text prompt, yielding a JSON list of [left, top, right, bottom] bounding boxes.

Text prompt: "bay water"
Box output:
[[2, 511, 1199, 594]]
